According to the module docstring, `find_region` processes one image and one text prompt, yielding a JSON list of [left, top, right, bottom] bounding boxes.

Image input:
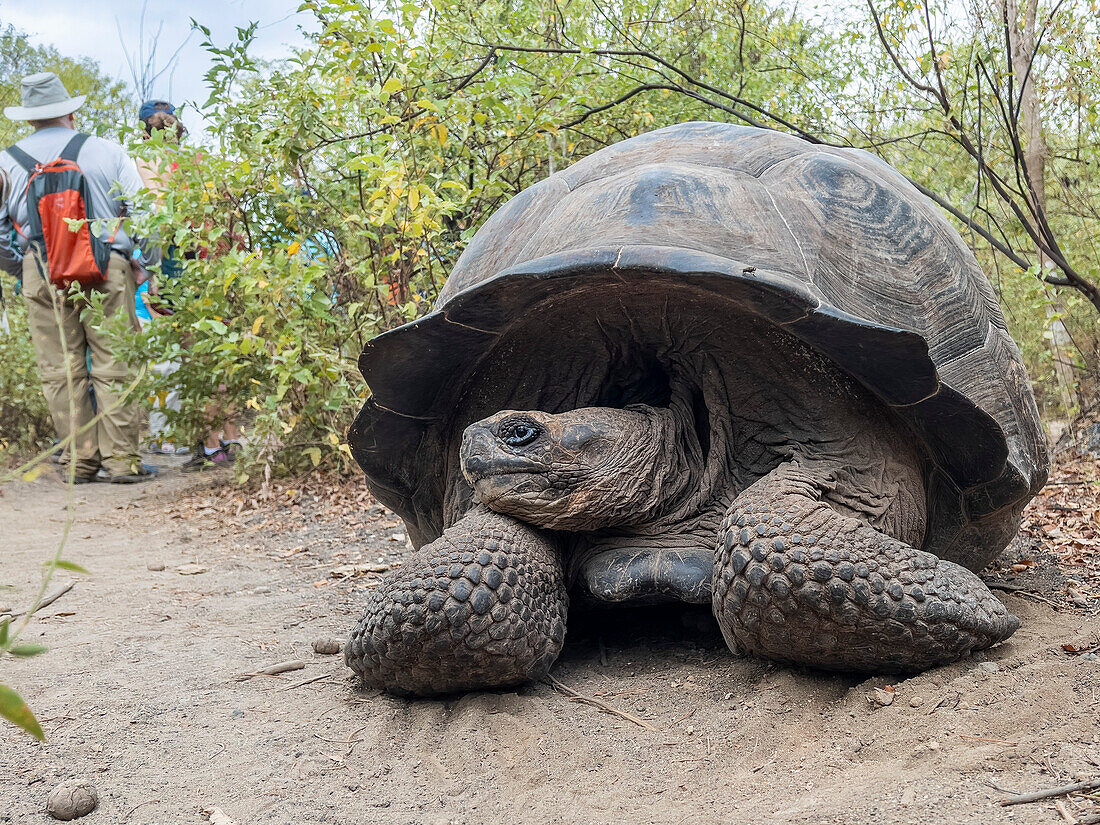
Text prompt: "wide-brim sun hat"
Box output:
[[4, 72, 86, 121]]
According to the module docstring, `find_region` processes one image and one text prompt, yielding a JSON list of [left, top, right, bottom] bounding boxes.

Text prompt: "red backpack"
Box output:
[[6, 133, 115, 288]]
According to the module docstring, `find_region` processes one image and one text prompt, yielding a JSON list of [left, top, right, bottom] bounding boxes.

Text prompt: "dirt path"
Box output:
[[2, 464, 1099, 825]]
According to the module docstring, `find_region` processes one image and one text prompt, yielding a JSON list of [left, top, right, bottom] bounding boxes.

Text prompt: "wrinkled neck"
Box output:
[[552, 393, 702, 531], [615, 398, 702, 521]]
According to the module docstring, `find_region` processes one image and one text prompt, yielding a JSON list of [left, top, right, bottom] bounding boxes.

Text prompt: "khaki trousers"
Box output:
[[22, 250, 142, 477]]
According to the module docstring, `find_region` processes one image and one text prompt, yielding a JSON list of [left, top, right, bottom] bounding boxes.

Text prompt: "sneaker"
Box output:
[[181, 445, 233, 473], [145, 442, 180, 456]]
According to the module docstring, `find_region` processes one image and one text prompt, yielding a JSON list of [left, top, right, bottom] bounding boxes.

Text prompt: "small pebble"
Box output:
[[872, 688, 895, 707], [146, 562, 165, 572], [0, 604, 13, 615], [46, 779, 98, 820], [909, 695, 925, 708], [231, 708, 245, 719], [313, 638, 342, 655], [255, 586, 271, 594], [978, 662, 1000, 673], [1081, 652, 1098, 662]]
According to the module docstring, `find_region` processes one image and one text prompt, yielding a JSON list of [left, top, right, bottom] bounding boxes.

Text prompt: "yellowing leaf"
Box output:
[[0, 684, 44, 741], [22, 464, 47, 482], [408, 187, 420, 210], [431, 123, 448, 146], [287, 241, 301, 256], [51, 560, 89, 575], [305, 447, 322, 467], [382, 78, 402, 94], [252, 315, 265, 335]]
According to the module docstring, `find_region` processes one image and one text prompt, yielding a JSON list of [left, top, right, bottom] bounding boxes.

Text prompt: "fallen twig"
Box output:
[[1054, 800, 1075, 823], [123, 799, 160, 820], [986, 581, 1029, 593], [983, 778, 1021, 794], [984, 583, 1063, 608], [1000, 778, 1100, 806], [344, 723, 370, 758], [2, 582, 75, 619], [959, 735, 1017, 745], [280, 674, 330, 691], [545, 674, 658, 731], [234, 660, 306, 681]]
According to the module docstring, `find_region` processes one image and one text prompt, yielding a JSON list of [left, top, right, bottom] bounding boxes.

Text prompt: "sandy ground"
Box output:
[[2, 461, 1100, 825]]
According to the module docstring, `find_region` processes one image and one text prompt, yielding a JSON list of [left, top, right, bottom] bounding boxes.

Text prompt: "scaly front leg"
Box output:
[[713, 462, 1019, 672], [346, 507, 568, 696]]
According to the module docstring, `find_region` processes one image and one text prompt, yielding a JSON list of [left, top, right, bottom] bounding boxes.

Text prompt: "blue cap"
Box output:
[[139, 100, 175, 120]]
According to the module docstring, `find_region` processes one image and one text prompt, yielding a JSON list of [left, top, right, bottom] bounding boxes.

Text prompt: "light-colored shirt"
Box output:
[[0, 126, 145, 277]]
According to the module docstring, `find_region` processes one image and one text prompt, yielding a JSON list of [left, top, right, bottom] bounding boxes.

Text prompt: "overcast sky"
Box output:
[[1, 0, 309, 137]]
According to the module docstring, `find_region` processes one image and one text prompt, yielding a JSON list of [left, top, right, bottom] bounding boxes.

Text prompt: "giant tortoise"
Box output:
[[345, 121, 1048, 696]]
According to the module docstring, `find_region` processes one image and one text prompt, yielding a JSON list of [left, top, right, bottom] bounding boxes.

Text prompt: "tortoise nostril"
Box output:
[[461, 430, 496, 477], [463, 452, 492, 476]]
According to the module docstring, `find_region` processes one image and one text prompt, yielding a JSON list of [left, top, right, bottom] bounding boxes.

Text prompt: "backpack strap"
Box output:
[[60, 133, 89, 162], [5, 144, 37, 173]]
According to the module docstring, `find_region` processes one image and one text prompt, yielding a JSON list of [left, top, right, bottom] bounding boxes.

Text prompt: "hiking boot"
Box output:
[[61, 468, 100, 484], [181, 444, 233, 473], [101, 463, 159, 484], [57, 463, 105, 484]]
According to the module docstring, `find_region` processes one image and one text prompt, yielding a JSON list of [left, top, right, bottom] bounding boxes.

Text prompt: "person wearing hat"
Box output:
[[0, 72, 154, 483]]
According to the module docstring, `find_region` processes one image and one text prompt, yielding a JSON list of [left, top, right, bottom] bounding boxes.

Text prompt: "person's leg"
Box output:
[[221, 419, 243, 445], [21, 251, 99, 478], [83, 253, 145, 478]]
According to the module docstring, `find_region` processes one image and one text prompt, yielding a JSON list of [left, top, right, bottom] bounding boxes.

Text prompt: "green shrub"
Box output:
[[0, 298, 52, 464]]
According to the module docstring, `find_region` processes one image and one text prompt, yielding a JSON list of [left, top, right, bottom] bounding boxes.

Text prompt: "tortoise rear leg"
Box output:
[[346, 507, 568, 696], [713, 462, 1019, 672]]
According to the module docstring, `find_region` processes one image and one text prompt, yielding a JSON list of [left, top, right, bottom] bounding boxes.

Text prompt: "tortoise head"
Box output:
[[460, 406, 688, 531]]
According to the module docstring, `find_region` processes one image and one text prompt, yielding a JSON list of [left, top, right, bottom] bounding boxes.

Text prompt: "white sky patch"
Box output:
[[0, 0, 309, 139]]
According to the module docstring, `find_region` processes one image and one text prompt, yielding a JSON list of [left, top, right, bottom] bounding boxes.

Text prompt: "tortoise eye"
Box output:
[[499, 419, 542, 447]]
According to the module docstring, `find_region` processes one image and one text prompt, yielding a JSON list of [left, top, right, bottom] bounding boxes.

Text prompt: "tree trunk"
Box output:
[[1005, 0, 1077, 416]]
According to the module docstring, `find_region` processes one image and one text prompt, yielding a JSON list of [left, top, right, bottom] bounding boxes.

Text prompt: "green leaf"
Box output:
[[49, 560, 90, 575], [0, 684, 45, 740], [0, 617, 9, 646], [381, 78, 403, 94], [8, 644, 46, 657]]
